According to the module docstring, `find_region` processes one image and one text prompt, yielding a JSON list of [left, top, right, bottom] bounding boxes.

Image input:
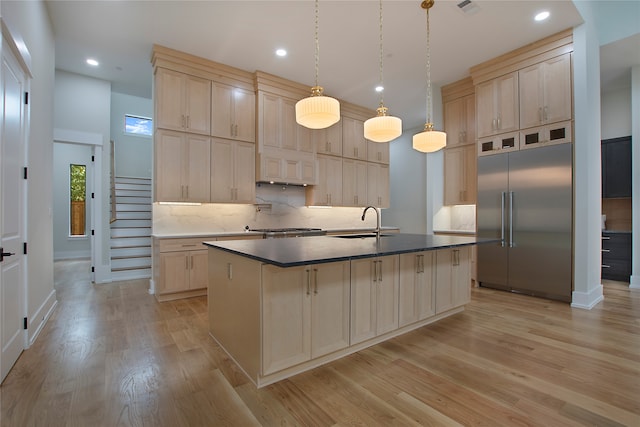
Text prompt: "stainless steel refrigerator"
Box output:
[[477, 143, 573, 302]]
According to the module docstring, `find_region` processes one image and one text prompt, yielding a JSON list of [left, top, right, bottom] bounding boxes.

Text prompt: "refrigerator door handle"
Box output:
[[509, 191, 514, 248], [501, 192, 506, 247]]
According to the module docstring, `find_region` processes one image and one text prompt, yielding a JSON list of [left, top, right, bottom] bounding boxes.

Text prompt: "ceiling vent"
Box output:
[[456, 0, 480, 15]]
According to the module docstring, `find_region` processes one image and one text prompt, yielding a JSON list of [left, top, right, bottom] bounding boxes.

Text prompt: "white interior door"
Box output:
[[1, 39, 28, 383]]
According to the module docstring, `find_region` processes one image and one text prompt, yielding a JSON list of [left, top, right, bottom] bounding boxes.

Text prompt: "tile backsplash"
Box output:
[[153, 184, 380, 235], [433, 205, 476, 233]]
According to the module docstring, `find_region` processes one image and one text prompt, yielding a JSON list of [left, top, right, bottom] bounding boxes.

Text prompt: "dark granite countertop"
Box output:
[[204, 233, 497, 267]]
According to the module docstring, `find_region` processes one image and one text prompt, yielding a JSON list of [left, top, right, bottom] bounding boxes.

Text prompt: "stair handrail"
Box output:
[[110, 140, 116, 224]]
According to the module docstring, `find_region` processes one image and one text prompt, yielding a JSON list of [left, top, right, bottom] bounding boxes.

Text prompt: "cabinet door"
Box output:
[[211, 82, 234, 140], [367, 141, 390, 164], [315, 121, 343, 156], [262, 265, 311, 375], [464, 143, 477, 204], [311, 261, 351, 358], [260, 92, 281, 149], [189, 249, 209, 290], [342, 159, 367, 207], [519, 63, 545, 129], [367, 162, 390, 208], [234, 141, 256, 203], [418, 252, 436, 320], [350, 258, 377, 344], [464, 94, 477, 145], [602, 137, 632, 198], [159, 251, 190, 294], [451, 247, 471, 307], [184, 134, 211, 202], [543, 54, 572, 125], [443, 147, 464, 206], [155, 68, 186, 132], [342, 117, 368, 160], [376, 255, 399, 335], [311, 155, 342, 206], [281, 97, 298, 151], [435, 249, 453, 313], [496, 72, 519, 134], [233, 87, 256, 143], [476, 80, 496, 138], [211, 138, 234, 202], [155, 130, 186, 202], [399, 253, 420, 327], [184, 75, 211, 135], [444, 97, 465, 147]]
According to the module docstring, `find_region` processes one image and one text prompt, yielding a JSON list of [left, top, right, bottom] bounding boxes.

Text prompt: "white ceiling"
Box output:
[[45, 0, 631, 131]]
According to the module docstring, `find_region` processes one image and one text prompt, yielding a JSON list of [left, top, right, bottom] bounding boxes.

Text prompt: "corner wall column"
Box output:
[[630, 65, 640, 290]]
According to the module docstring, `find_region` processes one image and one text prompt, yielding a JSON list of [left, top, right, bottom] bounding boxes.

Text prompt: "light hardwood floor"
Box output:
[[1, 260, 638, 426]]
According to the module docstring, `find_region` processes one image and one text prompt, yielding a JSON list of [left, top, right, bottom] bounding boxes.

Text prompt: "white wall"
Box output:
[[0, 0, 57, 344], [53, 143, 93, 259], [110, 92, 153, 178], [54, 70, 112, 271], [601, 87, 632, 139]]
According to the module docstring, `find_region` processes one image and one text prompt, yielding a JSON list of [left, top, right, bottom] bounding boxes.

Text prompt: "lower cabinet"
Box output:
[[261, 261, 351, 376], [350, 255, 399, 345], [435, 247, 471, 313], [399, 252, 436, 327], [155, 237, 210, 301]]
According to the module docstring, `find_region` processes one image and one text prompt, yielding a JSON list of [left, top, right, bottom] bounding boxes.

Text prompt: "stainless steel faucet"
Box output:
[[361, 206, 381, 239]]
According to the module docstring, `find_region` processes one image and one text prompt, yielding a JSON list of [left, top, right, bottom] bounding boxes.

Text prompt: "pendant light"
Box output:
[[364, 0, 402, 143], [413, 0, 447, 153], [295, 0, 340, 130]]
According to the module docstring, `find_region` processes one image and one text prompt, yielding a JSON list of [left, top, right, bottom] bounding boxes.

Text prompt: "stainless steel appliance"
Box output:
[[477, 143, 573, 302], [248, 227, 326, 238]]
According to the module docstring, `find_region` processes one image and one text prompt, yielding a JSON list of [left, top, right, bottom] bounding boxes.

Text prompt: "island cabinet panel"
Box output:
[[350, 255, 399, 345], [435, 247, 471, 313], [262, 261, 351, 375], [398, 252, 435, 327]]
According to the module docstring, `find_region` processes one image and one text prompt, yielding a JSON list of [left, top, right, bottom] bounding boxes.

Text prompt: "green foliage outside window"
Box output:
[[70, 164, 86, 202]]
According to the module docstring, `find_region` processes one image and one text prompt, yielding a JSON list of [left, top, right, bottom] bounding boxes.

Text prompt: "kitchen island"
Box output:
[[204, 234, 488, 387]]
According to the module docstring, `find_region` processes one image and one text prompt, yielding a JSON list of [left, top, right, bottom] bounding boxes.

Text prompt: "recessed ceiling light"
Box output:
[[375, 85, 384, 93], [275, 49, 287, 57], [534, 11, 550, 21], [86, 58, 99, 66]]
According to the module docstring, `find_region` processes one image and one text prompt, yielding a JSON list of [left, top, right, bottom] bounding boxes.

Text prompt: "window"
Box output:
[[70, 164, 86, 236], [124, 114, 152, 136]]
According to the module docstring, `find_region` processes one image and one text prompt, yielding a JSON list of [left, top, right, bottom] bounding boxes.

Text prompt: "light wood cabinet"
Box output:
[[155, 237, 210, 301], [305, 154, 342, 206], [211, 81, 255, 143], [155, 68, 211, 135], [211, 138, 255, 203], [435, 247, 471, 314], [444, 144, 477, 205], [399, 252, 435, 327], [519, 53, 572, 130], [342, 158, 368, 207], [350, 255, 399, 345], [314, 121, 343, 156], [444, 94, 476, 148], [367, 162, 390, 208], [262, 261, 350, 375], [342, 117, 368, 160], [476, 72, 519, 138], [367, 141, 390, 164], [154, 129, 210, 202], [257, 91, 316, 185]]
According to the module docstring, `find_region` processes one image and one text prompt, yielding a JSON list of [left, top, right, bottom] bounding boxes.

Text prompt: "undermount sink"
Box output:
[[333, 233, 394, 239]]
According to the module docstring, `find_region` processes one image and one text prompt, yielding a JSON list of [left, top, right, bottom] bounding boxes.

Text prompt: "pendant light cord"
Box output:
[[425, 5, 432, 125], [314, 0, 319, 88], [378, 0, 384, 107]]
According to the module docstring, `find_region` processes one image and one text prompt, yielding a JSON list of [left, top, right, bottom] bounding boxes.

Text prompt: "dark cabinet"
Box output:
[[601, 136, 632, 198], [602, 232, 631, 282]]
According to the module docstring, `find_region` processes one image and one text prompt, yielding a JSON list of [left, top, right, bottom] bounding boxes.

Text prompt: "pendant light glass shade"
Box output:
[[296, 86, 340, 129], [364, 106, 402, 142], [295, 0, 340, 130], [413, 0, 446, 153], [413, 123, 447, 152], [364, 0, 402, 143]]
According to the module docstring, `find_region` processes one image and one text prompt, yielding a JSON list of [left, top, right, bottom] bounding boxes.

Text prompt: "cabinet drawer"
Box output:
[[159, 237, 210, 252]]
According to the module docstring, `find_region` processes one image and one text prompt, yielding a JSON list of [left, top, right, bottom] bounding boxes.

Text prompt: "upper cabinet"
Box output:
[[342, 117, 368, 161], [211, 138, 255, 203], [519, 53, 572, 130], [444, 93, 476, 148], [476, 72, 519, 138], [155, 68, 211, 135], [211, 82, 256, 143], [601, 136, 632, 199], [314, 122, 343, 156], [367, 141, 390, 164], [443, 144, 476, 206]]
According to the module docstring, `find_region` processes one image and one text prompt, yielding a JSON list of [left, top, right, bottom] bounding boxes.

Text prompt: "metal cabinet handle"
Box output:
[[227, 263, 233, 280], [602, 264, 611, 268], [601, 249, 610, 253], [306, 269, 311, 295], [377, 260, 383, 282], [314, 268, 318, 294], [372, 260, 377, 282]]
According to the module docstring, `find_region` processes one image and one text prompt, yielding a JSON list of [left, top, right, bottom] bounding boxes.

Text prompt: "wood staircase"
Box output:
[[110, 177, 152, 281]]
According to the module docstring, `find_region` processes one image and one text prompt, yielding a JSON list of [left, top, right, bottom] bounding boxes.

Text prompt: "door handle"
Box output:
[[0, 249, 16, 262], [509, 191, 514, 248], [500, 192, 506, 247]]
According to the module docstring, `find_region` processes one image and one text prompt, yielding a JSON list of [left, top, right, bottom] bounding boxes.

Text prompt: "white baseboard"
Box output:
[[94, 263, 112, 284], [571, 284, 604, 309], [148, 278, 155, 295], [54, 251, 91, 260], [27, 290, 58, 347], [630, 275, 640, 290]]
